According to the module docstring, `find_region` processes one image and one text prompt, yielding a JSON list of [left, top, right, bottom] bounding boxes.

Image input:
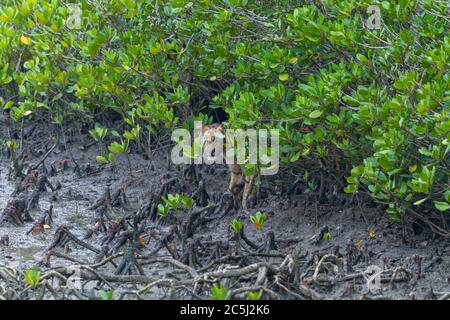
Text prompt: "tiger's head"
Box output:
[[200, 123, 225, 146]]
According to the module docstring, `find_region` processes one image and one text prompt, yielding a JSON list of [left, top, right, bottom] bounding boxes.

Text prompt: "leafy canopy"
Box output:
[[0, 0, 448, 224]]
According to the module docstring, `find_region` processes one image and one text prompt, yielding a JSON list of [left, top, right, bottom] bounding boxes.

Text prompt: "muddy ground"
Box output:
[[0, 127, 449, 300]]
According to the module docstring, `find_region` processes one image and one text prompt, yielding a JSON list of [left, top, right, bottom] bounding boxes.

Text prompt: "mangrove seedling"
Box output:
[[24, 266, 41, 288], [210, 283, 230, 300], [250, 211, 267, 231]]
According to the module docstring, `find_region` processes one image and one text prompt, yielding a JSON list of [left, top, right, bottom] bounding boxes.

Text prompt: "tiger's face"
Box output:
[[200, 123, 224, 145], [198, 123, 256, 210], [199, 123, 226, 161]]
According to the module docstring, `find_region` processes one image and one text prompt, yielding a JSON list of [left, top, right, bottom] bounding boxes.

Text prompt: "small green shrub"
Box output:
[[230, 219, 243, 235], [0, 0, 448, 231], [24, 266, 41, 287], [250, 211, 267, 231], [158, 193, 195, 217], [210, 283, 229, 300], [246, 290, 263, 301], [98, 289, 114, 300]]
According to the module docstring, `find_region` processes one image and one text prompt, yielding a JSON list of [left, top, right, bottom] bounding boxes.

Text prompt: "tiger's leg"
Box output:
[[228, 164, 244, 208], [242, 174, 255, 210], [249, 175, 258, 208]]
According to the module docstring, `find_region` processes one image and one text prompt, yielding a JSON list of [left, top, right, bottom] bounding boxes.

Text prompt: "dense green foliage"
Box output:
[[0, 1, 448, 223]]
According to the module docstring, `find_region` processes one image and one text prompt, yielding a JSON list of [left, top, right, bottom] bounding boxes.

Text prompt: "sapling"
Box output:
[[250, 211, 267, 231], [89, 123, 108, 153], [322, 232, 331, 241], [246, 290, 263, 300], [210, 283, 229, 300], [158, 193, 195, 218], [98, 289, 114, 300], [230, 219, 243, 235], [24, 266, 41, 288]]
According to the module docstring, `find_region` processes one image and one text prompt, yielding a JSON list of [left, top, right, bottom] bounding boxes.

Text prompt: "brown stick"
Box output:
[[30, 143, 57, 171]]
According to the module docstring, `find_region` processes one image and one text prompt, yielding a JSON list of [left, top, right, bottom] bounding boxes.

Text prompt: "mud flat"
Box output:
[[0, 129, 449, 300]]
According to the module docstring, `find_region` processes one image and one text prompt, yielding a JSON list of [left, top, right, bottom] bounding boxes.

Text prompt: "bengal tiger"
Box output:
[[200, 123, 257, 210]]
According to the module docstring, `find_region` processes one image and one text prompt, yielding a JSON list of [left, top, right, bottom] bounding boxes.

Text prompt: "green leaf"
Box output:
[[24, 267, 41, 287], [309, 110, 323, 119], [230, 219, 243, 234], [157, 203, 169, 217], [98, 290, 114, 300], [278, 73, 289, 81], [434, 201, 450, 212], [290, 151, 301, 162], [413, 198, 428, 206], [108, 142, 125, 154], [210, 284, 229, 300], [96, 155, 110, 164], [246, 290, 263, 300], [444, 191, 450, 202], [288, 57, 298, 64]]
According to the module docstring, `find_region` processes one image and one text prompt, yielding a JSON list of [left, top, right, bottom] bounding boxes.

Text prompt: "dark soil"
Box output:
[[0, 126, 449, 300]]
